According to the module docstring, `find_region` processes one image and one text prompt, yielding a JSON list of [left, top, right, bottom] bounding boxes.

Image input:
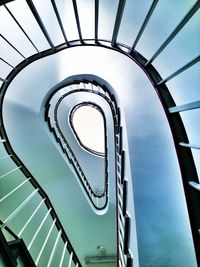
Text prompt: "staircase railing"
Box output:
[[0, 227, 38, 267], [45, 77, 134, 266], [0, 0, 199, 265], [45, 81, 115, 210], [0, 228, 18, 267], [0, 135, 82, 267]]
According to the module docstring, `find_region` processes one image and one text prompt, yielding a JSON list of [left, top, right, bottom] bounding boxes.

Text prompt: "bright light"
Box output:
[[71, 105, 105, 155]]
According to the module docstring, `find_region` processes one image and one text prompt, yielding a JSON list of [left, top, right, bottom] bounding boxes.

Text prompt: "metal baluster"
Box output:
[[111, 0, 126, 46], [72, 0, 83, 41], [131, 0, 159, 51], [58, 241, 68, 267], [0, 77, 7, 83], [4, 5, 39, 52], [0, 57, 15, 69], [0, 34, 26, 59], [35, 218, 57, 265], [25, 0, 55, 49], [68, 252, 73, 267], [146, 1, 200, 65], [157, 55, 200, 85], [18, 198, 46, 237], [50, 0, 68, 44], [0, 154, 12, 160], [0, 166, 21, 181], [1, 189, 39, 228], [179, 142, 200, 150], [169, 100, 200, 113], [47, 230, 62, 267], [28, 208, 52, 250], [0, 178, 31, 202], [95, 0, 99, 42]]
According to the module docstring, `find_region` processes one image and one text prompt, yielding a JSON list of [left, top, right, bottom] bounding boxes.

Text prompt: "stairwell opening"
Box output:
[[70, 103, 105, 156]]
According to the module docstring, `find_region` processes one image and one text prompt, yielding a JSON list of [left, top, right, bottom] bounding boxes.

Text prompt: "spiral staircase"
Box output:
[[0, 0, 200, 266]]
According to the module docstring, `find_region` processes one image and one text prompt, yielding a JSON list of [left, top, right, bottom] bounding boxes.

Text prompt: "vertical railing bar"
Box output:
[[35, 219, 57, 265], [119, 227, 125, 245], [157, 55, 200, 85], [118, 207, 124, 227], [68, 252, 73, 267], [4, 5, 40, 53], [25, 0, 55, 49], [179, 142, 200, 150], [111, 0, 126, 46], [124, 215, 130, 255], [117, 107, 121, 134], [131, 0, 159, 51], [72, 0, 83, 41], [18, 198, 46, 237], [119, 127, 123, 154], [0, 166, 21, 181], [47, 229, 62, 267], [189, 181, 200, 191], [58, 241, 68, 267], [95, 0, 99, 42], [0, 34, 26, 59], [121, 150, 125, 184], [96, 196, 99, 207], [119, 243, 126, 267], [122, 180, 128, 216], [91, 83, 94, 91], [146, 0, 200, 66], [93, 84, 98, 93], [0, 178, 31, 202], [0, 57, 15, 69], [0, 77, 8, 83], [99, 196, 103, 209], [48, 88, 109, 209], [50, 0, 68, 44], [0, 154, 12, 160], [1, 189, 39, 228], [58, 91, 64, 98], [28, 208, 52, 250], [119, 217, 125, 235], [169, 100, 200, 113]]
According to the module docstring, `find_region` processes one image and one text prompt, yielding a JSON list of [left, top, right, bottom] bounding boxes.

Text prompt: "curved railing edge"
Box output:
[[0, 39, 199, 264]]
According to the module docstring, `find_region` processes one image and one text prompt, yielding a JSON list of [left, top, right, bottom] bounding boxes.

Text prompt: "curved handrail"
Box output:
[[0, 0, 199, 264], [45, 75, 134, 265], [0, 37, 199, 266], [0, 139, 82, 267], [45, 80, 119, 210]]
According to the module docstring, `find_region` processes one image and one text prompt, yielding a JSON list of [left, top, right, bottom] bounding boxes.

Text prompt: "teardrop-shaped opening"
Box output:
[[70, 104, 105, 155]]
